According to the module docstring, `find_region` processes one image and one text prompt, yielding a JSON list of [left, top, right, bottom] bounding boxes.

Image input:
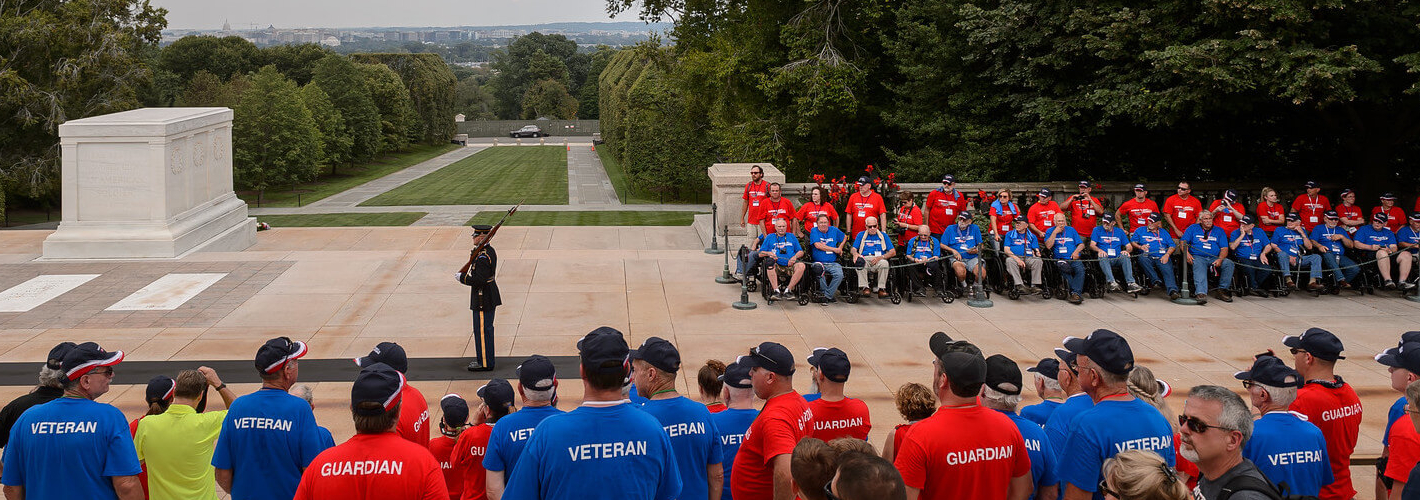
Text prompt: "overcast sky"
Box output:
[[151, 0, 630, 30]]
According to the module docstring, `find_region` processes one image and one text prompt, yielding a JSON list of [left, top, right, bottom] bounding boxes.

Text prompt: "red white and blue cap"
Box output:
[[146, 375, 176, 403], [1374, 212, 1390, 223], [1382, 192, 1398, 200], [61, 342, 124, 381], [351, 362, 405, 415], [255, 337, 308, 374]]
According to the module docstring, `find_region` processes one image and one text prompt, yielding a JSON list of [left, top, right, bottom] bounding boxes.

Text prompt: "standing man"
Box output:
[[741, 165, 769, 240], [455, 379, 516, 500], [459, 224, 502, 372], [1043, 350, 1091, 460], [713, 359, 760, 500], [1235, 353, 1331, 497], [1020, 358, 1065, 427], [355, 342, 431, 446], [1163, 181, 1203, 238], [983, 354, 1060, 500], [1131, 213, 1181, 299], [1285, 328, 1362, 500], [1182, 210, 1234, 303], [758, 184, 797, 236], [846, 177, 886, 237], [430, 394, 470, 500], [1336, 189, 1366, 232], [1065, 180, 1104, 238], [484, 355, 564, 500], [1292, 180, 1331, 231], [806, 348, 871, 441], [1117, 183, 1160, 233], [1374, 340, 1420, 499], [1, 342, 141, 500], [1027, 189, 1062, 238], [632, 337, 725, 500], [135, 368, 238, 500], [734, 342, 814, 500], [1208, 189, 1246, 236], [1178, 386, 1272, 500], [925, 174, 968, 238]]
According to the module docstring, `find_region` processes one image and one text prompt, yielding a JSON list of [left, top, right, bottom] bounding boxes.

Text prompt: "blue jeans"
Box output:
[[1137, 255, 1178, 293], [1098, 255, 1136, 285], [1191, 255, 1234, 293], [813, 262, 844, 297], [1318, 251, 1360, 282], [1055, 260, 1085, 293], [1278, 253, 1322, 282]]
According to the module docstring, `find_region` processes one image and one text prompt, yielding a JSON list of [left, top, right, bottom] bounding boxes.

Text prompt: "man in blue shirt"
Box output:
[[485, 355, 565, 495], [503, 327, 681, 500], [213, 337, 330, 500], [631, 337, 724, 500], [1090, 213, 1142, 293], [1393, 213, 1419, 290], [1236, 353, 1331, 497], [1230, 215, 1274, 294], [1002, 216, 1045, 293], [1181, 209, 1234, 303], [1272, 213, 1325, 291], [1311, 211, 1360, 287], [807, 215, 848, 303], [1044, 212, 1086, 304], [902, 224, 943, 296], [1043, 350, 1092, 461], [758, 219, 806, 300], [1, 342, 141, 500], [712, 360, 759, 500], [941, 212, 985, 294], [850, 216, 895, 297], [1021, 358, 1065, 427], [983, 354, 1059, 500], [1131, 213, 1181, 300], [1355, 212, 1403, 289]]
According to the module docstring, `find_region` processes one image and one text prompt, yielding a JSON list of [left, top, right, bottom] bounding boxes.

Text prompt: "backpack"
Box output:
[[1217, 474, 1320, 500]]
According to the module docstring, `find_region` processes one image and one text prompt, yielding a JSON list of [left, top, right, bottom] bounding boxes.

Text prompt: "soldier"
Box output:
[[459, 224, 502, 372]]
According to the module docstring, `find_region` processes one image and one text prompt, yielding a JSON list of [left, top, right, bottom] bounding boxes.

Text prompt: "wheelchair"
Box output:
[[803, 259, 859, 305], [1081, 251, 1139, 300], [841, 255, 902, 304], [755, 258, 812, 306], [899, 258, 956, 304], [983, 244, 1030, 301]]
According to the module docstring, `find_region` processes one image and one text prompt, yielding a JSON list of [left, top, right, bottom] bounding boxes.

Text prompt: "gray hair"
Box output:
[[726, 386, 754, 405], [1188, 385, 1253, 443], [37, 366, 65, 389], [1255, 383, 1297, 408], [524, 386, 555, 403], [291, 384, 315, 408], [981, 387, 1021, 411], [1034, 373, 1061, 392]]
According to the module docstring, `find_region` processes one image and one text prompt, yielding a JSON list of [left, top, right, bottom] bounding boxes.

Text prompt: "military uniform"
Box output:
[[458, 225, 502, 371]]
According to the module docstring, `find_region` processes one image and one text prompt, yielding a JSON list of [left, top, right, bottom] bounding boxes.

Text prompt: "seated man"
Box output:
[[1002, 216, 1044, 294], [1182, 209, 1234, 303], [1229, 215, 1274, 295], [1354, 212, 1403, 289], [757, 219, 806, 299], [1271, 213, 1325, 291], [1131, 213, 1181, 300], [808, 215, 848, 302], [850, 216, 896, 298], [1398, 213, 1420, 289], [902, 224, 943, 294], [1310, 211, 1360, 288], [940, 211, 985, 293], [1090, 213, 1142, 293], [1043, 212, 1085, 304]]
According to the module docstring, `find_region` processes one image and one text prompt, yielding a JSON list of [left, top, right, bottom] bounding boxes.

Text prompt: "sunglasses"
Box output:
[[1177, 187, 1190, 191], [823, 482, 842, 500], [1178, 414, 1233, 434], [87, 368, 115, 378], [1288, 347, 1305, 355], [866, 225, 878, 228], [1098, 479, 1119, 498]]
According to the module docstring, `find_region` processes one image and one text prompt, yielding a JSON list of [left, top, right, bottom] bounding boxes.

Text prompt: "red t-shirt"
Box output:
[[925, 189, 969, 235], [1208, 200, 1246, 236], [1173, 433, 1200, 491], [807, 397, 872, 441], [1336, 204, 1364, 229], [1118, 198, 1160, 232], [1027, 201, 1062, 234], [1256, 201, 1286, 232], [1288, 380, 1361, 500], [990, 202, 1021, 236], [895, 204, 923, 245], [731, 391, 813, 500], [1374, 206, 1407, 232], [1385, 418, 1420, 483], [706, 402, 728, 413], [1066, 195, 1103, 236], [129, 417, 150, 498], [1162, 195, 1203, 237], [399, 385, 431, 448], [892, 423, 915, 458], [743, 180, 770, 223], [451, 423, 493, 500], [294, 432, 448, 500], [894, 404, 1030, 500], [428, 435, 463, 500], [847, 192, 887, 236], [796, 202, 839, 229], [1292, 194, 1331, 231], [759, 197, 797, 233]]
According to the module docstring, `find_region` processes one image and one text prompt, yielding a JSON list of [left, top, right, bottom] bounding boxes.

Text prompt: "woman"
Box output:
[[1101, 450, 1191, 500], [1335, 188, 1365, 232], [132, 375, 175, 499], [881, 382, 935, 462], [1256, 187, 1286, 235], [990, 189, 1021, 240], [1127, 366, 1199, 491], [797, 186, 839, 236], [894, 190, 923, 246], [698, 359, 727, 413]]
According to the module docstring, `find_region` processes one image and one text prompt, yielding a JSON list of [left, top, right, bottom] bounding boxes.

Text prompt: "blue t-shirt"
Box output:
[[1047, 227, 1083, 259], [484, 405, 566, 476], [1003, 230, 1040, 257], [999, 410, 1058, 500], [711, 408, 759, 500], [851, 231, 893, 257], [1242, 411, 1332, 497], [317, 426, 336, 449], [1355, 225, 1398, 248], [1058, 397, 1175, 500], [905, 235, 941, 260], [1386, 396, 1407, 446], [1044, 393, 1093, 461], [0, 398, 141, 499], [628, 384, 648, 405], [1399, 226, 1420, 253], [1182, 224, 1228, 259], [503, 402, 681, 500], [1311, 224, 1350, 255], [1131, 227, 1175, 257], [802, 393, 821, 403], [1272, 227, 1309, 256], [941, 223, 983, 256], [639, 397, 723, 500], [758, 233, 803, 266], [211, 387, 330, 500], [1020, 399, 1061, 427], [808, 227, 847, 263], [1231, 228, 1271, 261], [1090, 226, 1130, 257]]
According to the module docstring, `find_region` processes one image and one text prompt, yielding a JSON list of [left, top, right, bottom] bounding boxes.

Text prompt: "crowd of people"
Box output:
[[0, 325, 1417, 500], [741, 166, 1420, 305]]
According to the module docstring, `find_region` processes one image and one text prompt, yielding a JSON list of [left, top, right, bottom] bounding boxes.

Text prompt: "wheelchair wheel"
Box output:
[[746, 281, 757, 292], [890, 294, 901, 304], [1007, 288, 1021, 300], [942, 289, 956, 304], [798, 294, 809, 306]]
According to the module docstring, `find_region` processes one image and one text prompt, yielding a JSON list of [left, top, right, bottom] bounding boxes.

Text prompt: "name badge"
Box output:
[[1087, 208, 1096, 216], [1177, 211, 1187, 219], [858, 210, 865, 217], [752, 200, 760, 207], [1310, 216, 1318, 223], [1043, 220, 1053, 227], [1107, 249, 1116, 257], [1222, 215, 1232, 222], [944, 209, 954, 215], [1249, 254, 1258, 260]]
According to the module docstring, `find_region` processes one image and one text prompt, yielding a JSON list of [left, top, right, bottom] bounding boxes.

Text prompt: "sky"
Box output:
[[150, 0, 629, 30]]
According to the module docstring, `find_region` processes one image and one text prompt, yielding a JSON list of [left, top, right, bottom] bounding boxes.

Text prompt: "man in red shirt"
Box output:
[[741, 166, 769, 240], [925, 175, 968, 238], [1064, 180, 1104, 237], [1162, 181, 1203, 237], [1117, 184, 1160, 232], [805, 347, 871, 441], [1292, 180, 1331, 231], [453, 380, 514, 500], [846, 177, 886, 237], [894, 332, 1032, 500], [1376, 338, 1420, 500], [734, 342, 814, 500], [1375, 193, 1407, 233], [428, 394, 469, 500], [759, 183, 798, 235], [1208, 189, 1246, 236], [1027, 189, 1062, 238], [356, 342, 431, 447], [1284, 328, 1362, 500], [294, 363, 448, 500]]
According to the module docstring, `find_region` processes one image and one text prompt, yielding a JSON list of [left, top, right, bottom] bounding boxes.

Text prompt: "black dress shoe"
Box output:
[[467, 360, 494, 372]]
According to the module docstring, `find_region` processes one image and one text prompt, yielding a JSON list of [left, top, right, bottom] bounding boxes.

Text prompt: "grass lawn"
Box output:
[[257, 212, 427, 227], [595, 147, 704, 204], [238, 144, 460, 208], [465, 210, 704, 226], [0, 209, 59, 227], [362, 147, 567, 206]]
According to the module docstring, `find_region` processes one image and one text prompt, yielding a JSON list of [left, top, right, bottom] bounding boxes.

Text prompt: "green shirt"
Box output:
[[133, 404, 226, 500]]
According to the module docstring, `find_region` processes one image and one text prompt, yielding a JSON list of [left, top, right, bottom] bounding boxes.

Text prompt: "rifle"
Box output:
[[459, 202, 522, 274]]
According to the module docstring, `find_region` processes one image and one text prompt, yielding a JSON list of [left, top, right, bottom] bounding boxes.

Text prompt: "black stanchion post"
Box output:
[[1173, 243, 1201, 305], [732, 270, 758, 310], [705, 203, 724, 254], [716, 225, 737, 284]]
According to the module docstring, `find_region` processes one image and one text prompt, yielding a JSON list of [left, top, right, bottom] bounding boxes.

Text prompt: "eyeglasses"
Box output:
[[1179, 414, 1234, 433], [87, 368, 115, 379], [866, 225, 878, 228], [751, 171, 763, 176], [1241, 380, 1256, 389], [1288, 347, 1305, 356], [823, 482, 842, 500], [1098, 479, 1120, 498]]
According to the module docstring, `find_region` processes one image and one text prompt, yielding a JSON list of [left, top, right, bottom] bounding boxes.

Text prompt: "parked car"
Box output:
[[510, 125, 545, 138]]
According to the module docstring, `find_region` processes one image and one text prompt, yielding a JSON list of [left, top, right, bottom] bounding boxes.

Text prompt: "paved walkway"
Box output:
[[302, 146, 485, 210], [568, 145, 620, 205]]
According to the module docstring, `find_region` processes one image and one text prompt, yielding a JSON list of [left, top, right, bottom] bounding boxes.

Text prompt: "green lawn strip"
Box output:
[[239, 143, 460, 208], [464, 210, 704, 226], [0, 209, 59, 227], [257, 212, 427, 227], [594, 147, 703, 204], [361, 147, 568, 206]]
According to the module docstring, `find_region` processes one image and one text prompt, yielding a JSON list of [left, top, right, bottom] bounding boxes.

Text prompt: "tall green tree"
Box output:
[[177, 71, 249, 108], [232, 66, 323, 197], [158, 36, 262, 84], [521, 79, 578, 119], [312, 55, 383, 163], [300, 83, 352, 167], [262, 44, 337, 86], [577, 46, 616, 119], [359, 63, 417, 152], [349, 53, 458, 145], [455, 78, 498, 120], [488, 33, 581, 118]]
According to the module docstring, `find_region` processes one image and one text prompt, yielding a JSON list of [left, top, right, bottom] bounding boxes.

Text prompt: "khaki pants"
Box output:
[[857, 258, 890, 290], [1006, 255, 1043, 286]]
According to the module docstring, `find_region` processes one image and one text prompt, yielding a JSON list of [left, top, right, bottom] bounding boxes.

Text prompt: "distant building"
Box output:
[[455, 114, 466, 122], [320, 36, 340, 47]]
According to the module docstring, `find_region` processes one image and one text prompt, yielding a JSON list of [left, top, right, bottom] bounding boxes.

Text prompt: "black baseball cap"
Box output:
[[1013, 215, 1028, 223], [1340, 188, 1355, 197], [1282, 328, 1346, 361], [578, 327, 630, 374], [1324, 210, 1339, 219], [1026, 358, 1061, 380], [857, 176, 870, 184], [46, 342, 77, 370], [354, 342, 407, 373], [517, 354, 556, 391], [440, 393, 470, 426], [1133, 183, 1147, 191], [1062, 329, 1135, 375], [1100, 213, 1116, 224], [1305, 180, 1319, 189], [742, 342, 795, 376], [942, 174, 955, 184], [1382, 192, 1398, 200], [1285, 212, 1301, 223], [1377, 342, 1420, 374], [472, 224, 493, 234], [1037, 188, 1052, 198], [807, 347, 851, 383], [630, 337, 682, 374], [478, 379, 516, 410], [1147, 213, 1163, 223], [984, 354, 1023, 396], [1078, 180, 1092, 187], [146, 375, 175, 403], [1234, 353, 1302, 387], [931, 335, 985, 390], [1373, 212, 1390, 223], [351, 362, 405, 416], [720, 357, 752, 389], [1053, 348, 1078, 373], [1224, 189, 1239, 201], [255, 337, 308, 374], [61, 342, 124, 381], [1240, 215, 1255, 225], [1411, 213, 1420, 222]]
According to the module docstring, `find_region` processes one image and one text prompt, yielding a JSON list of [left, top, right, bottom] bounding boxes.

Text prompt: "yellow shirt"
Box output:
[[133, 404, 226, 500]]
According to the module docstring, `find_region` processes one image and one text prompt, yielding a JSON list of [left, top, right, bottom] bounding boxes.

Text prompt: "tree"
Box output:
[[349, 53, 458, 145], [578, 46, 616, 119], [455, 78, 498, 120], [301, 83, 352, 167], [521, 79, 578, 119], [312, 55, 383, 163], [488, 33, 581, 118], [177, 71, 249, 108], [158, 35, 262, 84], [359, 63, 417, 152], [262, 44, 337, 86], [232, 66, 322, 197]]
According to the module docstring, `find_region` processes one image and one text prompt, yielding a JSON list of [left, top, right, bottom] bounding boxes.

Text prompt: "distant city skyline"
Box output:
[[150, 0, 632, 30]]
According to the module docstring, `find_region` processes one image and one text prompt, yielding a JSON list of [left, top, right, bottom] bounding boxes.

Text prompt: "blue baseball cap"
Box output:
[[807, 347, 851, 383], [1224, 189, 1239, 201], [1062, 329, 1135, 375], [1240, 215, 1255, 225], [1285, 212, 1301, 223], [1037, 188, 1052, 198], [516, 355, 557, 391], [1100, 213, 1116, 224], [61, 342, 124, 382], [1234, 352, 1301, 387], [1282, 328, 1345, 361], [1305, 180, 1319, 189], [1382, 192, 1398, 201], [578, 327, 630, 375], [47, 342, 78, 370], [354, 342, 407, 373], [720, 357, 753, 389], [985, 354, 1023, 396], [351, 362, 405, 416], [1377, 342, 1420, 374], [477, 379, 516, 410], [742, 342, 795, 376], [1147, 212, 1163, 223], [1324, 210, 1339, 219], [255, 337, 307, 375], [1133, 184, 1147, 191], [942, 174, 955, 184], [440, 393, 470, 426], [857, 176, 870, 184], [1026, 358, 1060, 381], [630, 337, 681, 374], [1373, 212, 1390, 223], [146, 375, 176, 403]]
